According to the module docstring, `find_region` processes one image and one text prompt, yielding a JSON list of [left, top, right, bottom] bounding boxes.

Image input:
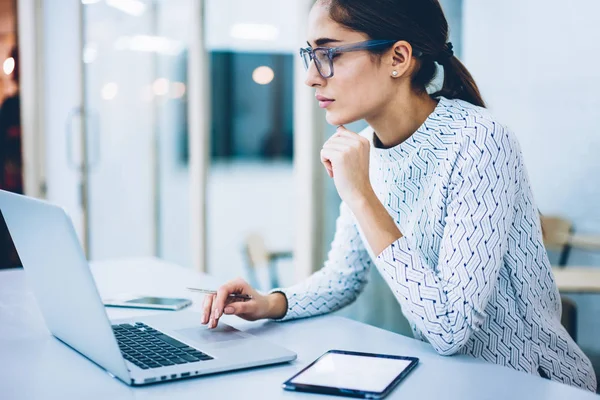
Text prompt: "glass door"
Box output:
[[82, 0, 197, 264], [38, 0, 198, 265]]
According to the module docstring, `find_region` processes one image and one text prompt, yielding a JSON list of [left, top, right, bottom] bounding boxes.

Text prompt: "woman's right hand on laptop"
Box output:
[[201, 278, 288, 329]]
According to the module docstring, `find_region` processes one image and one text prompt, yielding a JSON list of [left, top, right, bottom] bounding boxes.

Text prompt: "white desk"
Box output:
[[1, 258, 597, 400]]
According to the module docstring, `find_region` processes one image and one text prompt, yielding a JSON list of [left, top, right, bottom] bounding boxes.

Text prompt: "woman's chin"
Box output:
[[325, 110, 359, 126]]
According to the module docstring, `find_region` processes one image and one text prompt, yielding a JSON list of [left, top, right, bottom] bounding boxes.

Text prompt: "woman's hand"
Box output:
[[200, 278, 287, 329], [321, 126, 375, 209]]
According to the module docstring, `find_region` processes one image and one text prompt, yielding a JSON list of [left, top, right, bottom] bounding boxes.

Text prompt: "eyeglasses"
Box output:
[[300, 39, 420, 79]]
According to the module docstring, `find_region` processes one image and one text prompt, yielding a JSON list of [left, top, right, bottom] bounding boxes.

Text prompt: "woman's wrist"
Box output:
[[346, 187, 378, 214], [266, 292, 288, 320]]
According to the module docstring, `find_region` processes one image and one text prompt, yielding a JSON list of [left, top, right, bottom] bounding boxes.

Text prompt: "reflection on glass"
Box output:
[[205, 0, 296, 286]]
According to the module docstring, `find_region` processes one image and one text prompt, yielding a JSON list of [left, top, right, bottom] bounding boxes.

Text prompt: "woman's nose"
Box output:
[[304, 60, 326, 87]]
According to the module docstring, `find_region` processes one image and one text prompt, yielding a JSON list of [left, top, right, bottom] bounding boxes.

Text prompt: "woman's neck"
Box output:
[[367, 91, 438, 149]]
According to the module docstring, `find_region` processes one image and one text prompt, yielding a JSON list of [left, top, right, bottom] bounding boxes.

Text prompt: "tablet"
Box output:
[[282, 350, 419, 399]]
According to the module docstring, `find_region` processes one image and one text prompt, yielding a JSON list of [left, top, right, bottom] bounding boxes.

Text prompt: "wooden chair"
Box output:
[[540, 215, 600, 266], [540, 215, 578, 340], [540, 215, 573, 267], [243, 233, 292, 290], [540, 214, 600, 342]]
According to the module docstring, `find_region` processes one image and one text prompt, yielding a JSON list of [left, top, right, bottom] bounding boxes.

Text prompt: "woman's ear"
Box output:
[[389, 40, 414, 78]]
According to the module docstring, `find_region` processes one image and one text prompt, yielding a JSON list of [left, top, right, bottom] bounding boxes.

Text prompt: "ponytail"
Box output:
[[432, 55, 486, 108]]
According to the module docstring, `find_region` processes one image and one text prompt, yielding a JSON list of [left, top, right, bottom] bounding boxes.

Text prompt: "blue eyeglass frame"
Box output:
[[299, 39, 422, 79]]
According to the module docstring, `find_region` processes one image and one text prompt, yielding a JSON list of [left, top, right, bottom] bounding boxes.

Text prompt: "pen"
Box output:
[[186, 287, 253, 300]]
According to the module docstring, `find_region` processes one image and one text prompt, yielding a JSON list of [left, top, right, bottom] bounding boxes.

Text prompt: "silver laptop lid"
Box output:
[[0, 190, 131, 384]]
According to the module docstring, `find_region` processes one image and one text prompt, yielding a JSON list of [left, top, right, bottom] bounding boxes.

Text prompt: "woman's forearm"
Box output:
[[349, 190, 403, 256]]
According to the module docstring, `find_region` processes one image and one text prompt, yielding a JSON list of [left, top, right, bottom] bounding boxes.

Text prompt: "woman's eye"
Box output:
[[331, 54, 341, 59]]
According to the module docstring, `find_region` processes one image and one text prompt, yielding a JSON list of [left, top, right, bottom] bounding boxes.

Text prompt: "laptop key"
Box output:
[[155, 335, 188, 348], [179, 354, 200, 362]]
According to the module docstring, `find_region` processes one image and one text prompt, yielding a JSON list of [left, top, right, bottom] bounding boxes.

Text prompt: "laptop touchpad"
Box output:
[[176, 324, 247, 344]]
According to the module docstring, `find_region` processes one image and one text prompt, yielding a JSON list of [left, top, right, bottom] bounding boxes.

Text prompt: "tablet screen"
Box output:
[[290, 352, 413, 393]]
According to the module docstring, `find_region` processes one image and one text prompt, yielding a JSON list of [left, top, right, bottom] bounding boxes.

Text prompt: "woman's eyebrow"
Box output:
[[307, 38, 342, 47]]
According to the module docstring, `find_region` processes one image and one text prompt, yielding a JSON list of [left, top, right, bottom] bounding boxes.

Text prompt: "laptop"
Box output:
[[0, 190, 297, 385]]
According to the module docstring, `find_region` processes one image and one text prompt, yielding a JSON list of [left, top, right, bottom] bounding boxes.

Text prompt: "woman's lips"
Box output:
[[316, 95, 335, 108]]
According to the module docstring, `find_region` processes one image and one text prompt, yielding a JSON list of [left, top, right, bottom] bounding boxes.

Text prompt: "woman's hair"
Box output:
[[322, 0, 486, 108]]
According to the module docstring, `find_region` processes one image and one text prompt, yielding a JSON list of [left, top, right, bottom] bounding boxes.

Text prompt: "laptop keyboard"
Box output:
[[112, 322, 213, 370]]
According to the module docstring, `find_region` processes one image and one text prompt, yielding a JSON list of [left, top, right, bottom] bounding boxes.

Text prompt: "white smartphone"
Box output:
[[103, 295, 192, 311]]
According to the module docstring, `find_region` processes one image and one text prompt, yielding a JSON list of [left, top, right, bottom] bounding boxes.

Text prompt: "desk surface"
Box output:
[[553, 267, 600, 293], [1, 258, 597, 400]]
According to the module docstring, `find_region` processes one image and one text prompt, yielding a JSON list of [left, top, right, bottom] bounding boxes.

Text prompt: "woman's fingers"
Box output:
[[320, 149, 335, 178], [333, 126, 369, 148], [223, 300, 251, 316], [320, 148, 342, 165], [201, 294, 214, 325], [210, 286, 233, 328], [323, 142, 350, 151], [207, 278, 254, 329], [324, 161, 333, 178], [321, 128, 370, 181], [335, 125, 362, 139]]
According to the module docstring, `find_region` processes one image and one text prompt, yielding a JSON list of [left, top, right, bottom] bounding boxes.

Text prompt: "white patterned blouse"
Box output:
[[272, 97, 597, 392]]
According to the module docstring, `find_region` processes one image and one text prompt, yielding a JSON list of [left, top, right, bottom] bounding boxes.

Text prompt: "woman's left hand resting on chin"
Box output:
[[320, 126, 403, 256], [320, 126, 375, 209]]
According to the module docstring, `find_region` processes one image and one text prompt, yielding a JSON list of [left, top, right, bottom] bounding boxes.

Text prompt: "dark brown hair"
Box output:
[[323, 0, 486, 108]]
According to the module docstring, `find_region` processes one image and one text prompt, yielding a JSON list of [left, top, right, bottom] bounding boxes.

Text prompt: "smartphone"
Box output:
[[103, 295, 192, 311]]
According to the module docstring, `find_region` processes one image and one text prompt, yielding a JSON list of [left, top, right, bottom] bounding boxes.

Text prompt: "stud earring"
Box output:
[[392, 71, 399, 77]]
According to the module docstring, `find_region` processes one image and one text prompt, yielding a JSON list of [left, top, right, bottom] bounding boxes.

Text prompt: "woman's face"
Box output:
[[305, 2, 403, 126]]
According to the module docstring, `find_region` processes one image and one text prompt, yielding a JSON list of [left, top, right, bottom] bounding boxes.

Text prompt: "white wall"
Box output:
[[204, 0, 300, 53], [463, 0, 600, 356]]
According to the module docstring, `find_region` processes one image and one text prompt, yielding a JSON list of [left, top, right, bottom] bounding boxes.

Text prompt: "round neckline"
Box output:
[[370, 96, 451, 162]]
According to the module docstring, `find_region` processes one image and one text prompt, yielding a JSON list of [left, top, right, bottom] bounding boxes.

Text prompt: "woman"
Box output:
[[202, 0, 597, 391]]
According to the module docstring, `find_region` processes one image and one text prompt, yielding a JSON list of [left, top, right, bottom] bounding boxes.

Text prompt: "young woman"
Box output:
[[202, 0, 597, 391]]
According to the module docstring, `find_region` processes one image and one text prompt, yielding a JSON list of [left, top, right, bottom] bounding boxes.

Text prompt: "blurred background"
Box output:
[[0, 0, 598, 390]]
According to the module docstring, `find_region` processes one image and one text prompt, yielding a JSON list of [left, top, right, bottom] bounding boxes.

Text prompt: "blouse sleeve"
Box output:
[[376, 124, 521, 355], [271, 202, 372, 321]]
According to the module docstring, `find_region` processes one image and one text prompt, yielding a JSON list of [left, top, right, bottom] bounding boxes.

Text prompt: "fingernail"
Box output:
[[224, 306, 234, 314]]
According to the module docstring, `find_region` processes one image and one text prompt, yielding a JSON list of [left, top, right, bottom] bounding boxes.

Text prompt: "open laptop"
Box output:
[[0, 190, 296, 385]]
